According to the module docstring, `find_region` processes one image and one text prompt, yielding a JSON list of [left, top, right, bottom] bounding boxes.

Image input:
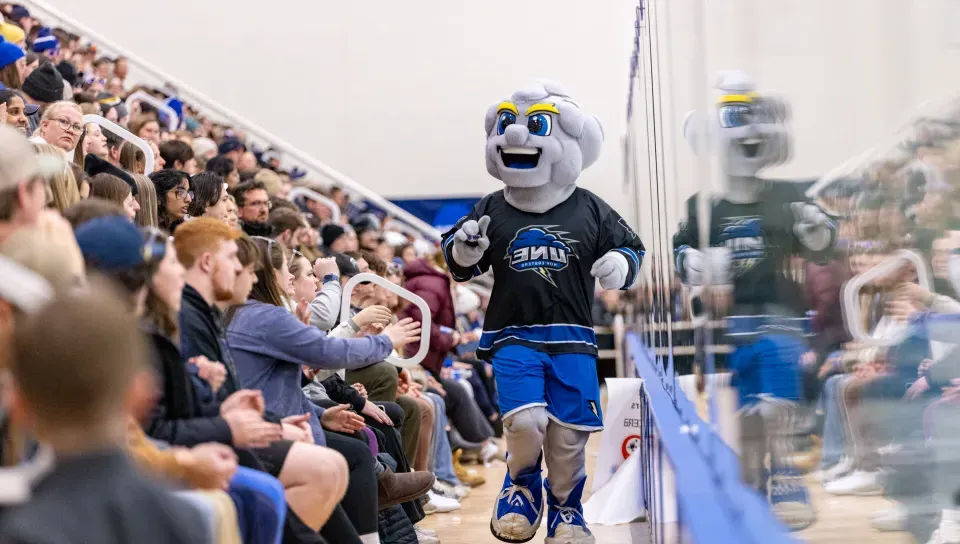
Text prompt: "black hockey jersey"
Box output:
[[442, 188, 645, 361], [672, 181, 835, 313]]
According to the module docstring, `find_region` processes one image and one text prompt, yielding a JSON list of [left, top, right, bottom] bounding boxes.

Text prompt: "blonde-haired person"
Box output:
[[254, 169, 282, 197], [72, 121, 108, 168], [132, 173, 158, 228], [31, 100, 82, 156], [224, 194, 239, 229], [32, 143, 79, 213]]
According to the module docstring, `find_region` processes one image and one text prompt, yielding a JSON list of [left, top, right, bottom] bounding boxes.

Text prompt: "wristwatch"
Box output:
[[322, 274, 340, 285]]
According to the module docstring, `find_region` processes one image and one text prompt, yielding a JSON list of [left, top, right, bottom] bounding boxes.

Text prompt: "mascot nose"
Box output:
[[503, 124, 529, 146]]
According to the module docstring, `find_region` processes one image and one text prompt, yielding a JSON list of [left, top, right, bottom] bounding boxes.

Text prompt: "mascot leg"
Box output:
[[491, 406, 548, 542], [543, 422, 594, 544]]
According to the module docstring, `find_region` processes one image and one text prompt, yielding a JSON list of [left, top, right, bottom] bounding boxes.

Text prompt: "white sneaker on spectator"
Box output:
[[481, 441, 500, 465], [433, 480, 469, 500], [870, 504, 907, 532], [427, 491, 462, 513], [928, 509, 960, 544], [415, 526, 440, 544], [824, 470, 883, 496], [815, 457, 853, 484]]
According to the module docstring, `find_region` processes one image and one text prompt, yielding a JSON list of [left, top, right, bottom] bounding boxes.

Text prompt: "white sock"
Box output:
[[359, 533, 380, 544]]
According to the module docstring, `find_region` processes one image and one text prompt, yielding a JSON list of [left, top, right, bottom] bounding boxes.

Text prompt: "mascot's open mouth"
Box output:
[[738, 138, 763, 159], [498, 146, 541, 170]]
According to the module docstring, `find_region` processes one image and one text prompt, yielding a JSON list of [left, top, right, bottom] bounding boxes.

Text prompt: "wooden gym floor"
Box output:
[[420, 393, 915, 544]]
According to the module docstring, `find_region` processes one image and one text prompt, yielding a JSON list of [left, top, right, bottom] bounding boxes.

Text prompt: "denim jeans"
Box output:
[[819, 374, 850, 470], [426, 391, 461, 485]]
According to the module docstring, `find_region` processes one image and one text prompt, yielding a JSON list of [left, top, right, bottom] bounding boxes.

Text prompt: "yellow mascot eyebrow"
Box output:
[[718, 92, 759, 104], [497, 102, 519, 115], [525, 103, 560, 115]]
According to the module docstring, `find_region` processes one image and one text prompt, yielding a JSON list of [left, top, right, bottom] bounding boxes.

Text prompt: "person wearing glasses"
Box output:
[[29, 100, 81, 156], [149, 169, 194, 233], [229, 180, 272, 237]]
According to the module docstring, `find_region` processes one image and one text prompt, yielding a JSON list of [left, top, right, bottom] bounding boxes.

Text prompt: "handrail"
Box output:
[[339, 273, 431, 368], [83, 115, 154, 174], [287, 187, 341, 224], [841, 249, 931, 347], [20, 0, 442, 242], [125, 90, 178, 131]]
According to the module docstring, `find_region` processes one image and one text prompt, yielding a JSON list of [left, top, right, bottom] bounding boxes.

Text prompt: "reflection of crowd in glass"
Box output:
[[0, 5, 514, 544], [604, 114, 960, 542]]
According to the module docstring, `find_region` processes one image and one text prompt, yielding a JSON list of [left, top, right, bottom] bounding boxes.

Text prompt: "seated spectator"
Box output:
[[0, 282, 209, 542], [269, 207, 304, 252], [20, 62, 63, 132], [31, 143, 78, 213], [129, 114, 160, 145], [0, 125, 47, 244], [161, 140, 197, 175], [131, 173, 158, 228], [230, 180, 272, 237], [320, 224, 358, 256], [89, 173, 139, 221], [73, 121, 108, 166], [150, 169, 192, 232], [188, 172, 231, 223], [206, 155, 239, 189], [0, 89, 35, 134], [118, 140, 146, 174], [61, 197, 125, 229], [226, 236, 435, 543], [30, 100, 81, 156], [0, 37, 25, 90]]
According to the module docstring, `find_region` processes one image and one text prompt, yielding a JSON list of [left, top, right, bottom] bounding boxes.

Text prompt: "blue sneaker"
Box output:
[[770, 465, 816, 531], [545, 477, 595, 544], [490, 457, 543, 543]]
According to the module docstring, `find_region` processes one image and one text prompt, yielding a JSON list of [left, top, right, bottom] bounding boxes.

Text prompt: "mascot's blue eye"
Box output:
[[527, 113, 552, 136], [719, 105, 752, 128], [497, 112, 516, 135]]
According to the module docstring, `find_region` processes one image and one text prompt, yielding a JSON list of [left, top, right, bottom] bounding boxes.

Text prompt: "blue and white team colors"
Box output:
[[442, 188, 645, 429]]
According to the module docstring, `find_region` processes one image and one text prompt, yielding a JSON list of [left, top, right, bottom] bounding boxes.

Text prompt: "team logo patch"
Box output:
[[718, 216, 766, 276], [506, 226, 578, 287]]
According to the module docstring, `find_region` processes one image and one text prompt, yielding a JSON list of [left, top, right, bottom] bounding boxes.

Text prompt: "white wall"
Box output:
[[37, 0, 636, 209], [34, 0, 960, 225], [624, 0, 960, 248]]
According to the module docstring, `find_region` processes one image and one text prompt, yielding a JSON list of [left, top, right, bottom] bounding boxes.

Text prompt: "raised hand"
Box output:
[[451, 215, 491, 267]]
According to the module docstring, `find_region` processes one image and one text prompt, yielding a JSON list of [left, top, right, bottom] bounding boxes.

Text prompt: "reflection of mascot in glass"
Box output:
[[673, 71, 836, 530], [442, 80, 645, 544]]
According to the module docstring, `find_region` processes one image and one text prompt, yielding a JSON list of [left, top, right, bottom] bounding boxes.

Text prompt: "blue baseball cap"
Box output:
[[74, 217, 166, 272]]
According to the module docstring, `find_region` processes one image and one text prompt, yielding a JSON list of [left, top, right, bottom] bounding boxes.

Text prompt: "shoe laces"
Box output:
[[549, 505, 584, 529], [498, 484, 533, 509]]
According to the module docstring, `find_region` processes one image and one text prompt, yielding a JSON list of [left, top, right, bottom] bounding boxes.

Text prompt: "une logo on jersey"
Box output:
[[507, 227, 577, 274], [720, 217, 766, 274]]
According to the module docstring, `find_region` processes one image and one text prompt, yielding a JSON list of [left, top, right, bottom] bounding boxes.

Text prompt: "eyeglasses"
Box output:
[[174, 186, 194, 200], [51, 117, 83, 134], [246, 199, 272, 210]]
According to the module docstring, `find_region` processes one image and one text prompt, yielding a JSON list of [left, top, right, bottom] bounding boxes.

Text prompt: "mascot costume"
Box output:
[[673, 71, 836, 530], [442, 80, 645, 544]]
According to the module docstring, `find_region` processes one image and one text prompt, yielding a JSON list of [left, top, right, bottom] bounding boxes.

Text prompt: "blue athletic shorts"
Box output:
[[729, 333, 807, 407], [491, 345, 603, 431]]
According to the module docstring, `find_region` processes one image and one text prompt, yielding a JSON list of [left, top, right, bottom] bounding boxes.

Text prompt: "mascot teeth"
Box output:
[[498, 146, 542, 169]]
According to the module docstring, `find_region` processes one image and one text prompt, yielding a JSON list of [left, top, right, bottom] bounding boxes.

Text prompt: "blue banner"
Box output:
[[389, 196, 483, 232]]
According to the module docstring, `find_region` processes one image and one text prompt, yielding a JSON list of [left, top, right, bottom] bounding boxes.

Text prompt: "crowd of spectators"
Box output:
[[0, 4, 508, 544]]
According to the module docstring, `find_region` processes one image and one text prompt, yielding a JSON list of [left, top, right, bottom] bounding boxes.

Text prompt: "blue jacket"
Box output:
[[225, 300, 393, 444]]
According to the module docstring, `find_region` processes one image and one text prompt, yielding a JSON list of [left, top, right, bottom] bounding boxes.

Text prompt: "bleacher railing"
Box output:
[[624, 332, 797, 543], [19, 0, 441, 242]]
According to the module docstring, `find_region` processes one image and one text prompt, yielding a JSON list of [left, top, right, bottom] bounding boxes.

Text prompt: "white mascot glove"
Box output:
[[452, 215, 491, 267], [679, 247, 732, 286], [791, 202, 832, 252], [591, 251, 629, 290]]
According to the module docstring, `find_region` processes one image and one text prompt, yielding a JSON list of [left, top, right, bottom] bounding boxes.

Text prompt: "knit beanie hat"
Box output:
[[30, 27, 58, 55], [55, 60, 79, 87], [0, 36, 23, 70], [21, 61, 63, 103], [0, 22, 25, 46], [321, 223, 346, 248]]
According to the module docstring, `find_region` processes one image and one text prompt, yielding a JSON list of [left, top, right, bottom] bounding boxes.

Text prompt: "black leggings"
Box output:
[[322, 431, 378, 536]]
